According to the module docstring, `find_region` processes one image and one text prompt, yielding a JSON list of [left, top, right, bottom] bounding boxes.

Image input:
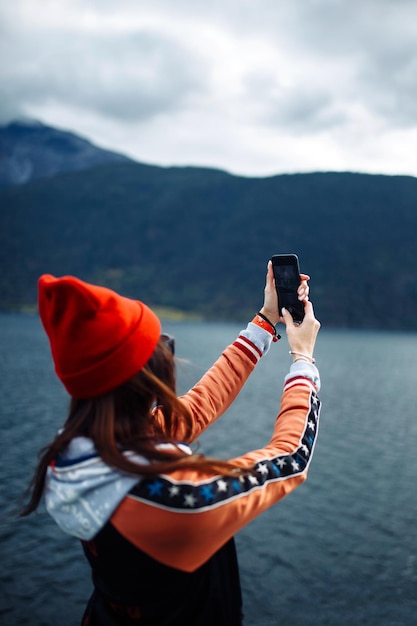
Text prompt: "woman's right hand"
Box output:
[[282, 301, 320, 362]]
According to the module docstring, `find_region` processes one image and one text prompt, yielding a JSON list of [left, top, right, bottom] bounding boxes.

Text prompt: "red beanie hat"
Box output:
[[38, 274, 161, 398]]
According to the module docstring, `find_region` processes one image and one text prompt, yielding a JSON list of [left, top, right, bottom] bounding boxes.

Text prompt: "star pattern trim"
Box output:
[[129, 391, 321, 511]]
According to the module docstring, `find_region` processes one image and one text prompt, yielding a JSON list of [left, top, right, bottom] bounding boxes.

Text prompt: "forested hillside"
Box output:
[[1, 160, 416, 329]]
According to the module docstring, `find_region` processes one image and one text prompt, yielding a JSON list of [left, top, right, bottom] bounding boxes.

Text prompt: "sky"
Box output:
[[1, 0, 417, 177]]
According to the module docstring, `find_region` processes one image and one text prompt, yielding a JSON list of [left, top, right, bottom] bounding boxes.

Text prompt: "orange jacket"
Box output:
[[110, 332, 321, 572]]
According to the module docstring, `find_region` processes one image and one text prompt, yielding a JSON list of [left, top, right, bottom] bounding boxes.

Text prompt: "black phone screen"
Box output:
[[271, 254, 304, 322]]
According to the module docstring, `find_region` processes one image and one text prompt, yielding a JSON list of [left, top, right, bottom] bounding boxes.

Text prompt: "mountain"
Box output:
[[0, 122, 416, 330], [0, 120, 132, 186]]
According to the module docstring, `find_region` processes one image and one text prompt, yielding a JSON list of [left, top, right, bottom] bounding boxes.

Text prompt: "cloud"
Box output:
[[1, 16, 206, 123], [1, 0, 417, 176]]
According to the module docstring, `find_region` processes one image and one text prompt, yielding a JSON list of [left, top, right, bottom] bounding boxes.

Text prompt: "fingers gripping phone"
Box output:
[[271, 254, 305, 322]]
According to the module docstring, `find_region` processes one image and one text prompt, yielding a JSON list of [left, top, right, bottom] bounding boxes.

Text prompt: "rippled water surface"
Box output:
[[1, 314, 417, 625]]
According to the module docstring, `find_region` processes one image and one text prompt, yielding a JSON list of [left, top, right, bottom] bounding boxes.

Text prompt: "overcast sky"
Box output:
[[1, 0, 417, 177]]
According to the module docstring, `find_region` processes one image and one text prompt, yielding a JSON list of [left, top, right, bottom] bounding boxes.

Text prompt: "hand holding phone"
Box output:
[[271, 254, 305, 322]]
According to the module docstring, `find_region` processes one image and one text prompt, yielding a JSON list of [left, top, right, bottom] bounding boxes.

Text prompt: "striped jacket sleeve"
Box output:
[[111, 327, 321, 572], [153, 322, 271, 443]]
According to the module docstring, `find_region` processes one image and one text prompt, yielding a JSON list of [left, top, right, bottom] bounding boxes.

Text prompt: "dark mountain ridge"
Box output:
[[1, 122, 416, 330], [0, 120, 132, 186]]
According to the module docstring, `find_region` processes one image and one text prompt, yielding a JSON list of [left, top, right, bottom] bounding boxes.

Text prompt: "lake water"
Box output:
[[1, 313, 417, 625]]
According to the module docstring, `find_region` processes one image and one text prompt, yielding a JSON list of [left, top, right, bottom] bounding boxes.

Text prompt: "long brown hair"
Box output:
[[20, 338, 247, 516]]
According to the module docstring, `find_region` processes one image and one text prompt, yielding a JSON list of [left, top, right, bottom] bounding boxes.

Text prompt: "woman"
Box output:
[[21, 261, 321, 626]]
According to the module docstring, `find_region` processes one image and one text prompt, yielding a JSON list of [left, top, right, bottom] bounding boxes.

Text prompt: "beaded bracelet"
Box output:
[[252, 312, 281, 342]]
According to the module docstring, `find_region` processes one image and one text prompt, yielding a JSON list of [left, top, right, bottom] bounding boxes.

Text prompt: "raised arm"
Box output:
[[169, 262, 310, 442]]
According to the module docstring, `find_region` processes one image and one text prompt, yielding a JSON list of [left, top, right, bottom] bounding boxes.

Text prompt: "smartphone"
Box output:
[[271, 254, 305, 322]]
